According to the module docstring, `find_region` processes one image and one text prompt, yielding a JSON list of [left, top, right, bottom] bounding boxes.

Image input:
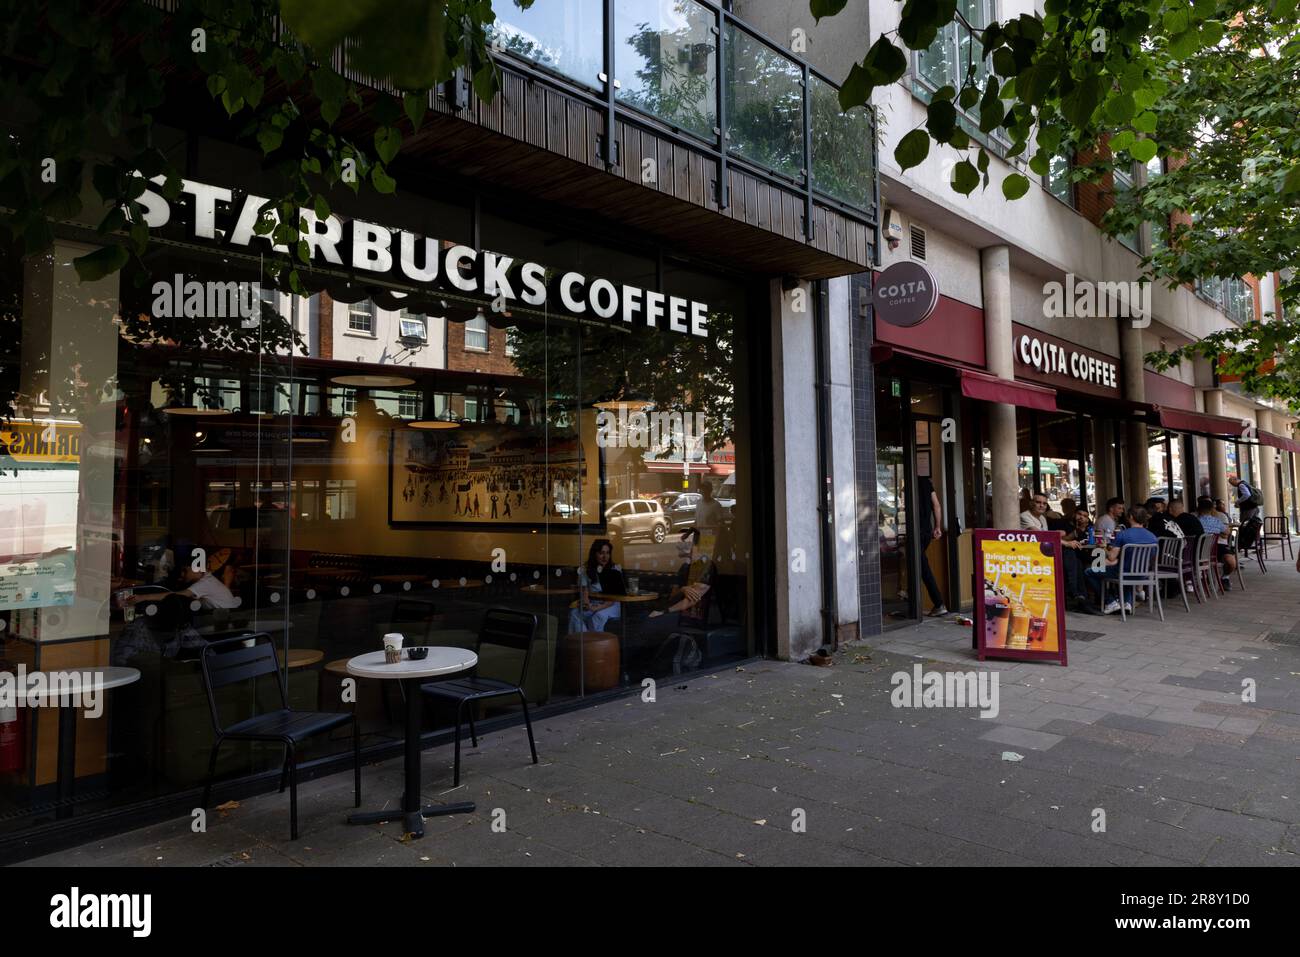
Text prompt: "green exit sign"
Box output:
[[890, 379, 901, 397]]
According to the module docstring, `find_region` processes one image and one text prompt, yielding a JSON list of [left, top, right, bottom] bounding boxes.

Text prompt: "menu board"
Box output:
[[972, 529, 1068, 666]]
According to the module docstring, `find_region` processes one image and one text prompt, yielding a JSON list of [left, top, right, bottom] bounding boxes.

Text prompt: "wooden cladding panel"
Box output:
[[401, 70, 870, 275]]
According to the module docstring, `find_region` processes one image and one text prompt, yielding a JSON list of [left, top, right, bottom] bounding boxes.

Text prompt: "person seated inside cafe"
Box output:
[[113, 548, 239, 665], [648, 528, 716, 625], [1197, 496, 1238, 591], [1082, 505, 1157, 614], [568, 538, 626, 634]]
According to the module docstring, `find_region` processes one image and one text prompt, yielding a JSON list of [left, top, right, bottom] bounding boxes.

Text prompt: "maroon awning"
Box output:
[[1259, 430, 1300, 455], [1154, 406, 1252, 440], [959, 370, 1057, 412]]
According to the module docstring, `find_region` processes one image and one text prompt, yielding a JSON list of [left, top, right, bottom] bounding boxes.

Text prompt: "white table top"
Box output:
[[8, 666, 141, 704], [346, 648, 476, 680]]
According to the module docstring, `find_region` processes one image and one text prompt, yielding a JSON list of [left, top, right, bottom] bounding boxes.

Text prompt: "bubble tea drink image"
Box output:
[[983, 579, 1010, 648], [1027, 601, 1049, 646], [1008, 584, 1031, 650]]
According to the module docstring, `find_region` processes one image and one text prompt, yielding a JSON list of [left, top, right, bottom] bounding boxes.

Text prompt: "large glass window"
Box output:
[[489, 0, 605, 89], [810, 74, 875, 210], [723, 24, 804, 181], [0, 175, 756, 844], [914, 0, 1000, 148], [615, 0, 716, 141]]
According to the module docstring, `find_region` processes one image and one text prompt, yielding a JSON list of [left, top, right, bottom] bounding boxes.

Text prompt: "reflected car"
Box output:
[[604, 498, 669, 543]]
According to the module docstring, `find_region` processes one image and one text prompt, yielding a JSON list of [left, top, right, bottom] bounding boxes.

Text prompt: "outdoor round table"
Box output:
[[345, 648, 477, 838], [11, 666, 141, 820]]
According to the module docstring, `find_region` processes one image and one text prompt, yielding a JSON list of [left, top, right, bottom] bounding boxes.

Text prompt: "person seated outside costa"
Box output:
[[1095, 497, 1125, 542], [1019, 491, 1050, 530], [568, 538, 626, 634], [1047, 497, 1077, 532], [1082, 505, 1158, 615], [1213, 498, 1232, 529], [1059, 508, 1095, 608], [1196, 496, 1237, 591], [1146, 498, 1184, 539], [1169, 498, 1205, 540]]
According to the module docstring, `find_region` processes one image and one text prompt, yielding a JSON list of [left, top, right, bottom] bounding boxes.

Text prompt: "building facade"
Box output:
[[0, 0, 876, 859]]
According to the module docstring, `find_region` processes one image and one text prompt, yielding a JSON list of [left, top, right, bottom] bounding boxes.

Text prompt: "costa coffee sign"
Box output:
[[1012, 323, 1119, 397], [874, 261, 939, 328]]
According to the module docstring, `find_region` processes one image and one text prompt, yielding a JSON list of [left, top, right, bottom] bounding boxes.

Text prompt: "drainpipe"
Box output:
[[813, 281, 837, 649]]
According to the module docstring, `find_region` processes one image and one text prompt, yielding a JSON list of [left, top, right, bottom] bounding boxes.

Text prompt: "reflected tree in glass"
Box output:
[[724, 26, 804, 181], [615, 0, 716, 141]]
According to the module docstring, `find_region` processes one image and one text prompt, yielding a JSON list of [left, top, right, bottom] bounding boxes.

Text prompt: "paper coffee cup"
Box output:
[[383, 633, 404, 651]]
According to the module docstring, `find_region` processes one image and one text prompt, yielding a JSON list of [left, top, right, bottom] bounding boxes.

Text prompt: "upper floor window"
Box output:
[[913, 1, 1006, 152], [614, 0, 717, 142], [348, 299, 374, 333], [399, 309, 427, 342], [505, 327, 519, 357], [397, 391, 422, 418], [488, 0, 604, 90], [1046, 153, 1074, 207], [464, 311, 489, 352], [1112, 163, 1140, 253]]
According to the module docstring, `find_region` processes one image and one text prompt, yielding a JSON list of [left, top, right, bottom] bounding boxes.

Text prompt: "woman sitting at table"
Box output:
[[568, 539, 626, 634]]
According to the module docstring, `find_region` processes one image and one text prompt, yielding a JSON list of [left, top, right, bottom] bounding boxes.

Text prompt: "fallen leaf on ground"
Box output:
[[1001, 751, 1024, 762]]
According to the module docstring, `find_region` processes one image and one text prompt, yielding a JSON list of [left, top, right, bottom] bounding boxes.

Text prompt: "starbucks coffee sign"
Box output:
[[129, 176, 709, 338], [873, 261, 939, 328]]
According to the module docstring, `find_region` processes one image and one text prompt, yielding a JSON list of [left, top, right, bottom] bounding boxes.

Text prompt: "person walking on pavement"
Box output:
[[916, 475, 947, 617]]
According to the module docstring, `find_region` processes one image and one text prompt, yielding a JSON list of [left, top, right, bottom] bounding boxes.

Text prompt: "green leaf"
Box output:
[[403, 91, 427, 130], [257, 127, 284, 155], [838, 62, 871, 110], [926, 100, 957, 141], [952, 160, 979, 194], [73, 244, 129, 282], [932, 85, 956, 102], [1168, 29, 1201, 59], [1109, 129, 1136, 153], [810, 0, 848, 21], [372, 164, 397, 193], [1002, 172, 1031, 199], [976, 149, 990, 174], [992, 47, 1017, 78], [1028, 150, 1049, 176], [1279, 164, 1300, 195], [375, 126, 401, 164], [313, 68, 347, 126], [861, 36, 908, 87], [1132, 110, 1157, 134], [1060, 74, 1103, 127], [894, 128, 931, 171], [314, 195, 331, 220], [1163, 8, 1192, 34], [1103, 93, 1136, 125], [1130, 138, 1158, 163], [958, 85, 979, 110], [1199, 21, 1225, 47], [948, 127, 969, 149]]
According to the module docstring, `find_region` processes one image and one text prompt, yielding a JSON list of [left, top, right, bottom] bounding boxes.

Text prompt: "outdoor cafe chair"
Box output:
[[421, 608, 539, 787], [1154, 536, 1191, 614], [200, 633, 360, 840], [1193, 533, 1222, 602], [1101, 542, 1161, 622], [1262, 516, 1294, 562]]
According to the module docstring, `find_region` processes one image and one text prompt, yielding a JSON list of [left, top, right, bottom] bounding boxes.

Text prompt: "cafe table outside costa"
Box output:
[[345, 647, 477, 838]]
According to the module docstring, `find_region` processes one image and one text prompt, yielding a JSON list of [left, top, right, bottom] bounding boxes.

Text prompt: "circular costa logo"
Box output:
[[874, 261, 939, 328]]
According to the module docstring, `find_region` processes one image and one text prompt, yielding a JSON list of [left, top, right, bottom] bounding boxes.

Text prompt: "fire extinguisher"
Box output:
[[0, 647, 25, 774]]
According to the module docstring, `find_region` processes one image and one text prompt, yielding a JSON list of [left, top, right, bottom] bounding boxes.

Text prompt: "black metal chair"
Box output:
[[200, 634, 360, 840], [421, 609, 539, 787]]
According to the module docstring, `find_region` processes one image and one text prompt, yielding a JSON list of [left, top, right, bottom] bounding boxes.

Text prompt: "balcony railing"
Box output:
[[485, 0, 878, 228]]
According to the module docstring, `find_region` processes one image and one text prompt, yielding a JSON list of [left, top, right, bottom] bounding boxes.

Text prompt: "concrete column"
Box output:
[[826, 277, 861, 638], [1119, 318, 1149, 504], [1258, 409, 1278, 517], [980, 245, 1019, 529], [770, 279, 824, 661], [1204, 389, 1229, 503]]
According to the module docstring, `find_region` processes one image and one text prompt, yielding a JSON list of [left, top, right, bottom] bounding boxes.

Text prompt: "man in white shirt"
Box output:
[[1095, 497, 1125, 541], [693, 481, 724, 534], [1019, 492, 1050, 530]]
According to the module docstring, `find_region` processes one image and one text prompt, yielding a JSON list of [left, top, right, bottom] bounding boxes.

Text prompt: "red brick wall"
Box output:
[[445, 320, 520, 376], [318, 291, 334, 359]]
